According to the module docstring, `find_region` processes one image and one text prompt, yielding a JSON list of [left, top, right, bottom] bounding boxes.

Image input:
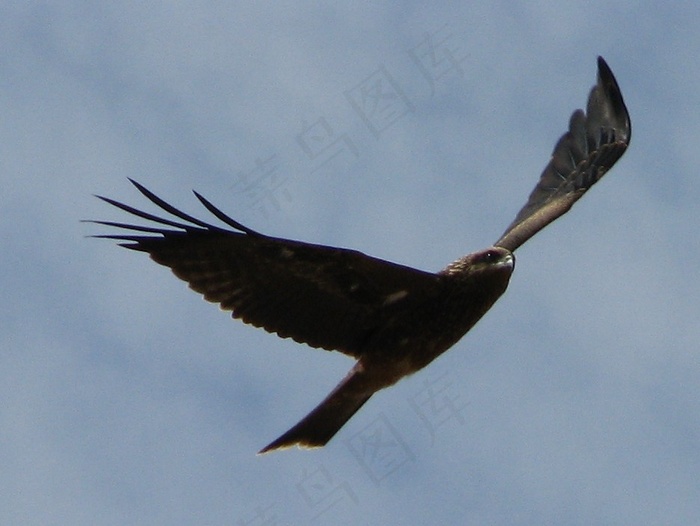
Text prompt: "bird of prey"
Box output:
[[90, 57, 630, 453]]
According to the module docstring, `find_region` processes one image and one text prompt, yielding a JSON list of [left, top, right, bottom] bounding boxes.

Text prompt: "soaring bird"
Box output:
[[91, 57, 630, 453]]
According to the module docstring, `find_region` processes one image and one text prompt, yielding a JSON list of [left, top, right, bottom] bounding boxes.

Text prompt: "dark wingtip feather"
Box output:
[[494, 56, 631, 252], [88, 234, 156, 252], [89, 180, 264, 245], [126, 179, 221, 230], [192, 190, 262, 236], [596, 56, 631, 143], [92, 194, 195, 231], [87, 220, 184, 234]]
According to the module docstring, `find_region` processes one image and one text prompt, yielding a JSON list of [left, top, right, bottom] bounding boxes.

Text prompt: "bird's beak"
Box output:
[[498, 253, 515, 270]]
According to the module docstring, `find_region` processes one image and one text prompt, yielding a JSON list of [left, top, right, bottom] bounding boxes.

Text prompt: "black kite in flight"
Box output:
[[91, 57, 630, 453]]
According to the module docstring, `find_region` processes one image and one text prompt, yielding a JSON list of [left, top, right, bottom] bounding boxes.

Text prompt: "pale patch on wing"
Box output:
[[384, 289, 409, 305]]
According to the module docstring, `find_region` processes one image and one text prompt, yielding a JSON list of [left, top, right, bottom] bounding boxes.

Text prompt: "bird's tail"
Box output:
[[258, 363, 374, 454]]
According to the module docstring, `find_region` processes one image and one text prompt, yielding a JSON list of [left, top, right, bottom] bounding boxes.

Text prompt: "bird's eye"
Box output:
[[483, 250, 498, 262]]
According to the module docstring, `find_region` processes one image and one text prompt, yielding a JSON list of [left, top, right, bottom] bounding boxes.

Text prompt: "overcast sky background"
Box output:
[[2, 2, 699, 525]]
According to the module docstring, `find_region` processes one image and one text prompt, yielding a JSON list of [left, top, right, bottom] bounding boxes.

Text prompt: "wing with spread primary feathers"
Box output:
[[90, 179, 442, 358], [495, 56, 631, 252]]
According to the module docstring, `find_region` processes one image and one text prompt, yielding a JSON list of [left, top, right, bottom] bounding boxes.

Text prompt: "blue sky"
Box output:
[[2, 2, 699, 525]]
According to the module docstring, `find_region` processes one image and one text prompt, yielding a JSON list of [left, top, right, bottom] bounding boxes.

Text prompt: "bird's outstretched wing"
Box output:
[[90, 179, 442, 358], [495, 56, 631, 252]]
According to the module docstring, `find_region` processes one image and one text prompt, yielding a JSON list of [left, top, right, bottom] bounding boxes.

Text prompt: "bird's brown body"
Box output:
[[91, 57, 630, 453], [257, 248, 514, 452]]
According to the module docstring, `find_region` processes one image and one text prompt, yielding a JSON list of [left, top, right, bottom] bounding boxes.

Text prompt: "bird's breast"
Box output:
[[363, 271, 511, 373]]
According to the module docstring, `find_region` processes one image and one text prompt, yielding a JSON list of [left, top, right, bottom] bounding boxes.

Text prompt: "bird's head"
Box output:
[[440, 246, 515, 279]]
